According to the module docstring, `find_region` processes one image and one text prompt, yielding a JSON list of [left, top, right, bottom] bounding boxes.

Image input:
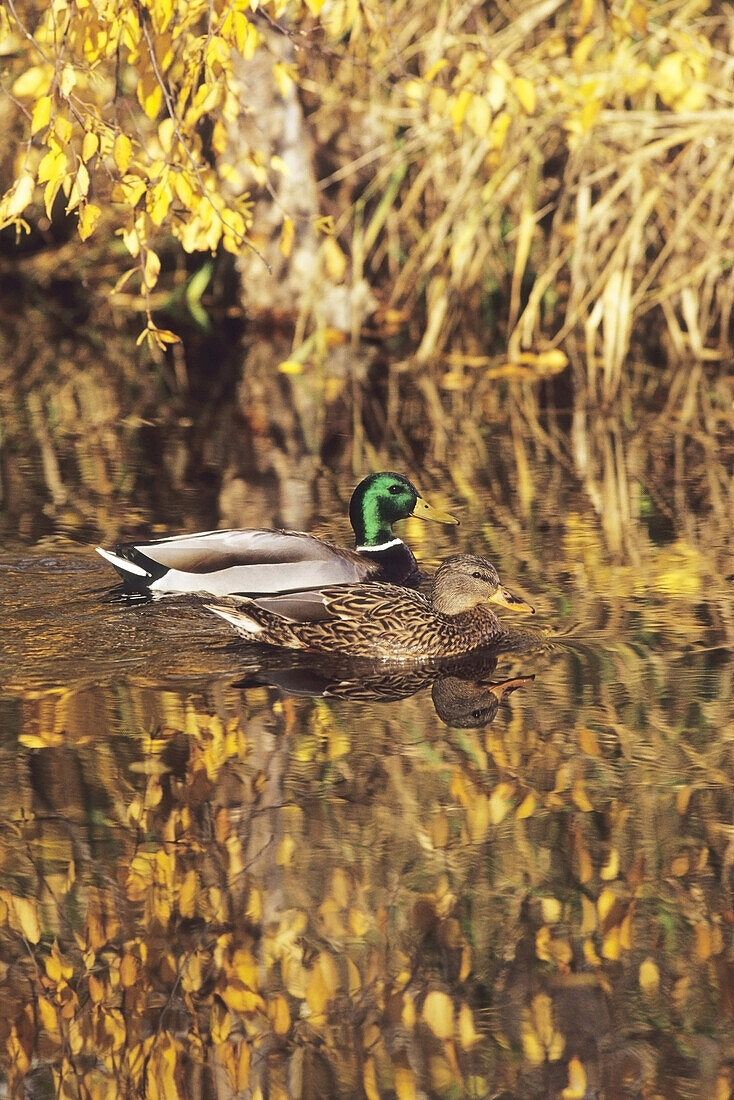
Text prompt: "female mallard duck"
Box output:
[[205, 554, 535, 660], [96, 472, 457, 596]]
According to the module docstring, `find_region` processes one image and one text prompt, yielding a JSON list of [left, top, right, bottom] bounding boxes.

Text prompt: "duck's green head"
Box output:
[[349, 471, 458, 548]]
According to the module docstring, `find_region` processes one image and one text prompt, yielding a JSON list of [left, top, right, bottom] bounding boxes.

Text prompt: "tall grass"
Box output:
[[302, 0, 734, 378]]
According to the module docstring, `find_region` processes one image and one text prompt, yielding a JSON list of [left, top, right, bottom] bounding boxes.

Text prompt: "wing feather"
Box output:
[[137, 529, 368, 573]]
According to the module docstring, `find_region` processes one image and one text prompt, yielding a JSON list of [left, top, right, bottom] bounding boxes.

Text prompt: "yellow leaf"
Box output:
[[323, 235, 347, 281], [572, 780, 593, 812], [182, 951, 203, 993], [363, 1058, 380, 1100], [512, 76, 536, 114], [38, 996, 59, 1035], [143, 249, 161, 290], [602, 925, 621, 960], [269, 994, 290, 1035], [516, 791, 536, 819], [314, 214, 334, 236], [521, 993, 564, 1065], [113, 133, 133, 174], [346, 957, 361, 996], [671, 853, 689, 877], [148, 183, 170, 227], [305, 960, 329, 1016], [656, 51, 708, 112], [231, 946, 259, 990], [458, 1002, 480, 1049], [695, 923, 712, 962], [246, 886, 262, 924], [639, 957, 660, 996], [563, 1056, 588, 1099], [13, 895, 41, 943], [12, 65, 52, 98], [676, 787, 693, 814], [465, 93, 491, 137], [31, 95, 52, 135], [423, 990, 454, 1040], [113, 176, 147, 207], [235, 1040, 250, 1091], [220, 982, 265, 1014], [151, 327, 181, 347], [82, 130, 99, 162], [272, 61, 295, 98], [45, 943, 73, 983], [597, 887, 617, 922], [179, 869, 197, 918], [174, 170, 194, 208], [17, 732, 64, 749], [449, 88, 472, 130], [120, 954, 138, 988], [349, 908, 369, 936], [600, 848, 619, 881], [279, 215, 295, 258], [3, 172, 35, 219], [211, 1003, 231, 1045], [59, 63, 76, 95], [394, 1062, 417, 1100], [540, 897, 562, 924], [465, 791, 490, 839], [54, 115, 72, 144], [630, 2, 648, 33], [432, 809, 449, 847], [580, 897, 597, 936], [488, 782, 514, 826], [577, 726, 600, 755], [583, 938, 600, 966], [572, 33, 596, 74], [89, 973, 105, 1003], [148, 1035, 177, 1100], [576, 836, 593, 884], [277, 834, 296, 865], [492, 57, 514, 83], [278, 360, 303, 375], [536, 925, 553, 961], [138, 74, 163, 119]]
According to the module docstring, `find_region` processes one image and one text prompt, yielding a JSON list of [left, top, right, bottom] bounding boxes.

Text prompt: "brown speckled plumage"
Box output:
[[206, 554, 534, 660]]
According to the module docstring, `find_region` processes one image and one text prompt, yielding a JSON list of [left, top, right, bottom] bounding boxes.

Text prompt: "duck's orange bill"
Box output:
[[411, 496, 459, 525], [488, 675, 536, 699], [487, 585, 535, 615]]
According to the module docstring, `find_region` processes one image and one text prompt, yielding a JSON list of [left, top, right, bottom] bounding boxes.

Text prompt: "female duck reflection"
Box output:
[[230, 650, 536, 730]]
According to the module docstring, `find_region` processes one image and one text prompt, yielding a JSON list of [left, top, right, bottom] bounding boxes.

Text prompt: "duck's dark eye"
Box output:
[[472, 571, 483, 579], [388, 484, 403, 495]]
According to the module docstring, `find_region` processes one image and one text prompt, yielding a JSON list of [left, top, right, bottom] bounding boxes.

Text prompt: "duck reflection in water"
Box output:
[[233, 649, 535, 729]]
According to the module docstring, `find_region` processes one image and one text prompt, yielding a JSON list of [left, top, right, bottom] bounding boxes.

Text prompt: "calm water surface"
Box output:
[[1, 440, 732, 1098]]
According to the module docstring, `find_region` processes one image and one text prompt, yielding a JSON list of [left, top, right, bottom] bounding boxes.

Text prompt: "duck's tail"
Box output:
[[205, 601, 301, 648]]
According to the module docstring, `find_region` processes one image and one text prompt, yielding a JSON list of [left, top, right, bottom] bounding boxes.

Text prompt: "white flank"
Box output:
[[149, 560, 362, 595], [96, 546, 151, 578]]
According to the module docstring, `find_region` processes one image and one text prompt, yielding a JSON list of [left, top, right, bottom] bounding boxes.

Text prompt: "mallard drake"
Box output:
[[96, 472, 457, 596], [206, 554, 535, 660]]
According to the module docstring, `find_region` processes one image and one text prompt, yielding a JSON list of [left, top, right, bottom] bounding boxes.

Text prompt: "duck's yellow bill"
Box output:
[[487, 585, 535, 615], [411, 496, 459, 525]]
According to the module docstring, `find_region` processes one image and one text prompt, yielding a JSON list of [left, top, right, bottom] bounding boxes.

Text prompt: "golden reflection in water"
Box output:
[[0, 547, 733, 1097], [1, 344, 733, 1096]]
